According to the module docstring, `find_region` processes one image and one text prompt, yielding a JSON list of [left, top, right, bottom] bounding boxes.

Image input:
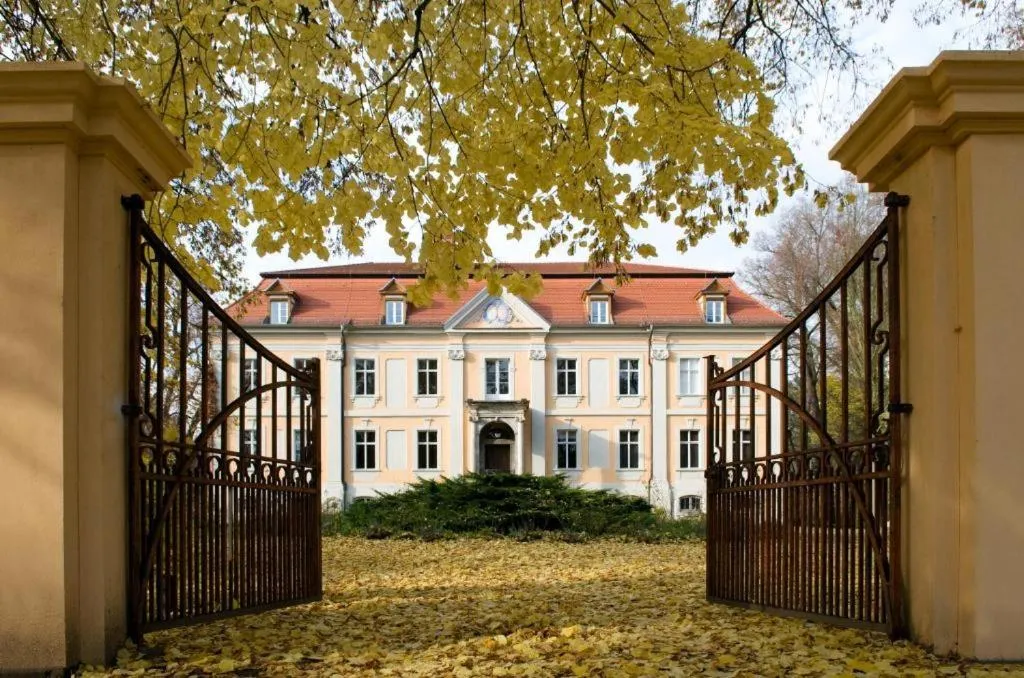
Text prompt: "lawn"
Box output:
[[83, 538, 1020, 677]]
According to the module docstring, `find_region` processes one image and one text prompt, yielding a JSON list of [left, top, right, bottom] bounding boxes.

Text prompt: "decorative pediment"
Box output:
[[378, 277, 406, 295], [583, 278, 616, 297], [264, 278, 296, 297], [696, 278, 730, 299], [444, 289, 551, 332]]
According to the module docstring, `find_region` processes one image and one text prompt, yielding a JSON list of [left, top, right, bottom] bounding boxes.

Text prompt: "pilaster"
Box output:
[[448, 345, 465, 475], [529, 345, 547, 475], [324, 347, 345, 501], [649, 345, 670, 510]]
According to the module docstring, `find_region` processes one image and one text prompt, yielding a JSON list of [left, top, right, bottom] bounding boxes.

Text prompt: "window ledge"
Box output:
[[615, 395, 645, 408], [352, 468, 381, 474], [350, 395, 380, 408], [414, 395, 443, 408]]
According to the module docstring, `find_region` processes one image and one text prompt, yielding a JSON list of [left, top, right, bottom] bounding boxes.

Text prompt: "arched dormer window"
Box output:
[[379, 278, 407, 326], [584, 278, 615, 325], [697, 279, 730, 324], [265, 279, 296, 325]]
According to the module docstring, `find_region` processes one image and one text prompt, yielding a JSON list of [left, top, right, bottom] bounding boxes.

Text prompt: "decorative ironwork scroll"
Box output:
[[123, 195, 322, 639], [705, 193, 909, 637]]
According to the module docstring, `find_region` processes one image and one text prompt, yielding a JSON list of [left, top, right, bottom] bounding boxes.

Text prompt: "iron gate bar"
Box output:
[[705, 192, 909, 638], [122, 195, 322, 640]]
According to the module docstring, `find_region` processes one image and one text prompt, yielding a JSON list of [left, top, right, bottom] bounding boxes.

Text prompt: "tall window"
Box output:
[[384, 298, 405, 325], [243, 358, 258, 391], [679, 430, 700, 469], [417, 430, 439, 470], [705, 298, 725, 324], [292, 430, 311, 463], [354, 358, 376, 396], [555, 430, 578, 469], [618, 358, 640, 396], [618, 429, 640, 469], [294, 357, 314, 373], [556, 358, 578, 396], [241, 429, 258, 456], [731, 357, 753, 396], [679, 358, 700, 396], [270, 299, 289, 324], [485, 358, 510, 397], [732, 429, 753, 461], [589, 298, 610, 324], [678, 495, 702, 515], [417, 358, 438, 396], [354, 430, 377, 469]]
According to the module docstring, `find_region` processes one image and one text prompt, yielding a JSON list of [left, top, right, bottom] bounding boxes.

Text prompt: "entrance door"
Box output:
[[483, 444, 511, 472]]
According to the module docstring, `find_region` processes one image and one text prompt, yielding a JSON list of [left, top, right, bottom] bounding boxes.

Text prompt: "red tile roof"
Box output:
[[228, 263, 787, 328], [260, 261, 732, 278]]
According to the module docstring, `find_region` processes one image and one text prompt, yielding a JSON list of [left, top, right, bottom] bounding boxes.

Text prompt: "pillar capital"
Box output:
[[0, 62, 191, 194], [831, 51, 1024, 190]]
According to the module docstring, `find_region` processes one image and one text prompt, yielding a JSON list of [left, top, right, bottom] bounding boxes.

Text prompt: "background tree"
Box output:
[[0, 0, 898, 298]]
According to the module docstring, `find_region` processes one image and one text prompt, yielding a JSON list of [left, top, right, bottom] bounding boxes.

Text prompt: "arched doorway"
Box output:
[[479, 421, 515, 473]]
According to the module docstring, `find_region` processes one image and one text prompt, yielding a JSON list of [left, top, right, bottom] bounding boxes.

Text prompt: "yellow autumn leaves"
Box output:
[[81, 538, 1021, 677], [17, 0, 800, 297]]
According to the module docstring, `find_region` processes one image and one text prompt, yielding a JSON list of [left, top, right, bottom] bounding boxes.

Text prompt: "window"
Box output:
[[618, 358, 640, 396], [417, 358, 438, 396], [555, 430, 578, 469], [679, 358, 700, 396], [270, 299, 290, 324], [354, 430, 377, 469], [354, 358, 376, 396], [241, 429, 258, 456], [242, 358, 258, 391], [705, 298, 725, 324], [294, 357, 314, 373], [485, 358, 510, 397], [678, 495, 702, 515], [731, 357, 753, 396], [384, 298, 405, 325], [555, 358, 578, 396], [679, 430, 700, 469], [416, 430, 439, 470], [618, 429, 640, 469], [732, 429, 753, 461], [292, 430, 311, 463], [589, 298, 610, 324]]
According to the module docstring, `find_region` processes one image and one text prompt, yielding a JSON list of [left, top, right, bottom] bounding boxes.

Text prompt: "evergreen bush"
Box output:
[[321, 473, 705, 542]]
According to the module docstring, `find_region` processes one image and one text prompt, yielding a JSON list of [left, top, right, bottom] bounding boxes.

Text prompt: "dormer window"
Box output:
[[584, 278, 615, 325], [270, 299, 290, 324], [697, 278, 730, 325], [705, 298, 725, 324], [384, 298, 405, 325], [264, 278, 296, 325], [379, 278, 407, 326]]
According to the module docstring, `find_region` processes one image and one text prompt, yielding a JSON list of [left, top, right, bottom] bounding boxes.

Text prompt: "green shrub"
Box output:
[[322, 473, 705, 542]]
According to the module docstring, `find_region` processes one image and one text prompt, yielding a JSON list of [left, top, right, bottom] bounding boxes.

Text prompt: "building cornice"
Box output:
[[830, 51, 1024, 190]]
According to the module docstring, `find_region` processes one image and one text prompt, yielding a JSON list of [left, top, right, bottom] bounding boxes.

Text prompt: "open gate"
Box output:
[[122, 196, 322, 639], [705, 193, 910, 637]]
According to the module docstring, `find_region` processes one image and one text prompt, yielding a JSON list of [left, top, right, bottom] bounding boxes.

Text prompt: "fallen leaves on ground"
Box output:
[[80, 538, 1022, 677]]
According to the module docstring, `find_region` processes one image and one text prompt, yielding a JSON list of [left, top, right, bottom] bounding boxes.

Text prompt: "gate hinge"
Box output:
[[121, 403, 143, 418], [887, 402, 913, 415]]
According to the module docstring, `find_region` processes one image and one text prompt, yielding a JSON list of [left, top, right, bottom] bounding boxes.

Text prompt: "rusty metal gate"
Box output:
[[705, 193, 910, 637], [122, 196, 322, 639]]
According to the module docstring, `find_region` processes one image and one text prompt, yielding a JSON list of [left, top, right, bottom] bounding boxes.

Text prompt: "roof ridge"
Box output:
[[260, 260, 735, 279]]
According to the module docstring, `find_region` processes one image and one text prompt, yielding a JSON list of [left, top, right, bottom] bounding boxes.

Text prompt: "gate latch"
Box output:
[[121, 403, 143, 418], [887, 402, 914, 415]]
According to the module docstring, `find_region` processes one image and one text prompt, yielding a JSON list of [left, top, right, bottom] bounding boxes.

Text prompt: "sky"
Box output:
[[241, 3, 973, 286]]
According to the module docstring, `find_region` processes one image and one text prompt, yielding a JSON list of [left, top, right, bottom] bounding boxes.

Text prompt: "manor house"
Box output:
[[229, 262, 785, 514]]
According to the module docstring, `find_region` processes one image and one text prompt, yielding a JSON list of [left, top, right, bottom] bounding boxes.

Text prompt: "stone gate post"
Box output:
[[0, 63, 190, 673], [831, 51, 1024, 660]]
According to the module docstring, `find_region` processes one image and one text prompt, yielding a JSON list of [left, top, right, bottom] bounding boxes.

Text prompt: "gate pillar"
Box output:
[[832, 51, 1024, 660], [0, 64, 190, 672]]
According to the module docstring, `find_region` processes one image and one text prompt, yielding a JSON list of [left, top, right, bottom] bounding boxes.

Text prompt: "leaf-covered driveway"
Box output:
[[86, 538, 1020, 677]]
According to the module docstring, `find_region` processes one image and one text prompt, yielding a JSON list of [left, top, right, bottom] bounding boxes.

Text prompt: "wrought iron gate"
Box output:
[[122, 196, 322, 639], [705, 193, 910, 637]]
